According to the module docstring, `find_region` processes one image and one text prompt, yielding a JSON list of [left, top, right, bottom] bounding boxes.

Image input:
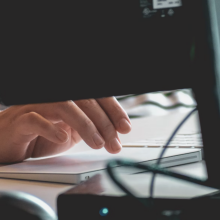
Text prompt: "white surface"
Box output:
[[0, 148, 200, 174], [100, 161, 217, 198], [118, 110, 201, 144], [0, 161, 216, 213]]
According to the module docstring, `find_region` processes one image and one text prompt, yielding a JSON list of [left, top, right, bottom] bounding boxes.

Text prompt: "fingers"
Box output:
[[56, 101, 105, 150], [14, 112, 69, 145], [75, 99, 122, 154], [20, 98, 131, 154], [31, 122, 81, 158], [22, 102, 106, 150], [97, 97, 131, 134]]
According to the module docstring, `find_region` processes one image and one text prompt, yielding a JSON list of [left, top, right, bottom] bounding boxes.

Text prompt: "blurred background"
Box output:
[[116, 89, 196, 118]]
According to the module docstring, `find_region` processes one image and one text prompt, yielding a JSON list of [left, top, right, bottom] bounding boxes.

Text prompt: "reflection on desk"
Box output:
[[62, 161, 217, 199], [0, 161, 217, 213]]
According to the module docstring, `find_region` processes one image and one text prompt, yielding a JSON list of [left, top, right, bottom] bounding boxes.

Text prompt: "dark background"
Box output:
[[1, 0, 194, 105]]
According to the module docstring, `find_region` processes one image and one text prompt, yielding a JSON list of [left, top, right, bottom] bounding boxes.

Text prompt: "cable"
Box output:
[[106, 159, 207, 207], [106, 107, 204, 205], [149, 107, 198, 198]]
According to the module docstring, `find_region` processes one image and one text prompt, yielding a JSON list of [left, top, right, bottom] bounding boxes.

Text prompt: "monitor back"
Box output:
[[1, 0, 194, 105]]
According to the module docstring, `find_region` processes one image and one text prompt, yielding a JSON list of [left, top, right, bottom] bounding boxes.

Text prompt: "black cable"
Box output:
[[106, 158, 207, 206], [149, 107, 198, 198], [106, 107, 204, 205]]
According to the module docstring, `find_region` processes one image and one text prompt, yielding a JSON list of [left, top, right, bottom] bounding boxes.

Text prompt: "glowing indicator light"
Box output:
[[99, 208, 109, 216]]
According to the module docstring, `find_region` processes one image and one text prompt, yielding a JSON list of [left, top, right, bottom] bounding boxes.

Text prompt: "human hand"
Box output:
[[0, 97, 131, 163]]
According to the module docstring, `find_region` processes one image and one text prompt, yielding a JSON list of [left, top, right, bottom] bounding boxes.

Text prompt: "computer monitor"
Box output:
[[1, 0, 220, 188]]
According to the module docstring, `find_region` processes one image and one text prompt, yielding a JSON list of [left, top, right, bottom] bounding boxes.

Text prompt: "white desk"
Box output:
[[0, 160, 217, 212], [0, 111, 217, 212]]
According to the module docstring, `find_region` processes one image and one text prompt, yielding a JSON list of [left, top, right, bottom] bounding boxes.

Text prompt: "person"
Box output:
[[0, 97, 131, 164]]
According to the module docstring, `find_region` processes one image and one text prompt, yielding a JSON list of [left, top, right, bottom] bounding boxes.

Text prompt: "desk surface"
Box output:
[[0, 160, 217, 212], [0, 111, 216, 212]]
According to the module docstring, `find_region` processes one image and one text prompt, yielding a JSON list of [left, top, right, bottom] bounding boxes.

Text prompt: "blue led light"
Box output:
[[99, 207, 109, 216]]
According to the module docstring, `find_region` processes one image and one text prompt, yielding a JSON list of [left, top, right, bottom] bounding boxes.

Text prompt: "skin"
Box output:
[[0, 97, 131, 164]]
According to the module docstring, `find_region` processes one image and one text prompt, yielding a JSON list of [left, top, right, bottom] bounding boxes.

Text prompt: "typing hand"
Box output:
[[0, 97, 131, 163]]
